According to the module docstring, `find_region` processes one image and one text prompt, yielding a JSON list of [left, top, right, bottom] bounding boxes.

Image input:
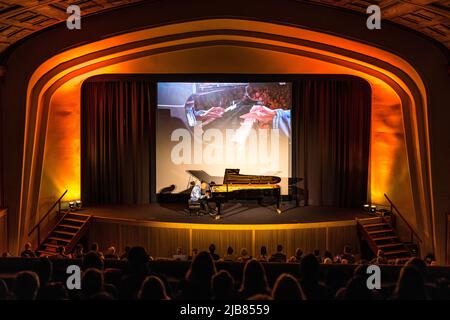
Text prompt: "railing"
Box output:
[[28, 190, 68, 246], [384, 193, 423, 245]]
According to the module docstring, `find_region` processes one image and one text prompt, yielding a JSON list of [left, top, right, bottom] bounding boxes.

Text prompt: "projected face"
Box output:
[[156, 82, 291, 194]]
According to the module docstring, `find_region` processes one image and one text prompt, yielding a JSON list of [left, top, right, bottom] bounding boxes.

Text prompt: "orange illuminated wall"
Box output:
[[19, 19, 430, 255]]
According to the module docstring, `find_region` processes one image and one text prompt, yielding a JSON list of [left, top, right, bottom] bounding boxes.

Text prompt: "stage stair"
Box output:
[[357, 217, 413, 263], [36, 212, 93, 257]]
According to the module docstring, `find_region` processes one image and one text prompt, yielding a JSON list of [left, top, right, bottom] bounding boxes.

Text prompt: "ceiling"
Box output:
[[0, 0, 448, 56]]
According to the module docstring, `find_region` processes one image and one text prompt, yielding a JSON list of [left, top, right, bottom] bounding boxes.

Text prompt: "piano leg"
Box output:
[[276, 192, 281, 215], [211, 201, 221, 220], [217, 202, 221, 216]]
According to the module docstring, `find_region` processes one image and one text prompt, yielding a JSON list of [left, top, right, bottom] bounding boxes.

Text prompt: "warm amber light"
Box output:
[[20, 19, 426, 243]]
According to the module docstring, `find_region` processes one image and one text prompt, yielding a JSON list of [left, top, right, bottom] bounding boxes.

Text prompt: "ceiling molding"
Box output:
[[0, 0, 448, 55]]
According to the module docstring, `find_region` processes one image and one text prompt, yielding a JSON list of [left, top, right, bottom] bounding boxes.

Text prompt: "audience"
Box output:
[[299, 254, 333, 300], [425, 253, 437, 266], [392, 265, 428, 300], [212, 270, 236, 300], [257, 246, 269, 262], [35, 257, 53, 288], [119, 246, 151, 299], [53, 246, 69, 259], [90, 292, 114, 300], [72, 244, 84, 259], [323, 250, 334, 264], [180, 251, 216, 299], [272, 273, 304, 300], [288, 248, 303, 263], [120, 246, 130, 260], [37, 282, 68, 300], [188, 248, 198, 261], [82, 251, 104, 271], [371, 249, 388, 264], [21, 242, 36, 258], [209, 244, 220, 261], [341, 246, 355, 264], [237, 248, 251, 263], [238, 259, 270, 299], [81, 268, 104, 299], [313, 249, 321, 263], [90, 243, 104, 259], [341, 276, 374, 300], [173, 247, 187, 261], [13, 271, 40, 300], [1, 243, 447, 301], [221, 246, 235, 262], [104, 246, 119, 260], [270, 244, 287, 262], [138, 276, 170, 300]]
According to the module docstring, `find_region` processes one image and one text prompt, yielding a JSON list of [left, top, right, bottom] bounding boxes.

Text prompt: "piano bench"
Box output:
[[188, 200, 202, 216]]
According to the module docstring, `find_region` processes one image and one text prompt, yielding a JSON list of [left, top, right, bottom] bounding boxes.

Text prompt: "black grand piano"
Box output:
[[209, 169, 281, 217]]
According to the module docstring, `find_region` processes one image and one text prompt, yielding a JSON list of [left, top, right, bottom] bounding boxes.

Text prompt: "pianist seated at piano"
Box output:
[[190, 180, 217, 217]]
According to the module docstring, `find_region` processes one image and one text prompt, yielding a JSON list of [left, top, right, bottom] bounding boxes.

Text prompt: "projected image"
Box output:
[[156, 82, 292, 196]]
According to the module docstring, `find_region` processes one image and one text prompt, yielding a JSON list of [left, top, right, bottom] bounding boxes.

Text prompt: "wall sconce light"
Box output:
[[370, 205, 377, 213], [69, 201, 75, 210], [363, 204, 370, 212], [75, 200, 82, 209]]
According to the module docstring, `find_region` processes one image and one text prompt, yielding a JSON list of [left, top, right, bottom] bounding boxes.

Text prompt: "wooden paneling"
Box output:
[[447, 213, 450, 265], [88, 221, 190, 258], [87, 218, 359, 259], [326, 225, 359, 256], [192, 229, 253, 257], [255, 228, 327, 258], [0, 209, 7, 254]]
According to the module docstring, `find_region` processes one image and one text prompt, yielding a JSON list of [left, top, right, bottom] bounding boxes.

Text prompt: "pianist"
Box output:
[[190, 181, 216, 217]]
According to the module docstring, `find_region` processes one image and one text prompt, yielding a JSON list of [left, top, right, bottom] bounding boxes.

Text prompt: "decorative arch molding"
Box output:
[[14, 19, 434, 260]]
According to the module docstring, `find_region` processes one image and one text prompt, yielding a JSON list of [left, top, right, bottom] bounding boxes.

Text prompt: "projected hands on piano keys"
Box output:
[[234, 105, 277, 144]]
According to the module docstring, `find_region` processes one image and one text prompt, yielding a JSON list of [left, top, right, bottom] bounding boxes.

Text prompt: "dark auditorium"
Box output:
[[0, 0, 449, 309]]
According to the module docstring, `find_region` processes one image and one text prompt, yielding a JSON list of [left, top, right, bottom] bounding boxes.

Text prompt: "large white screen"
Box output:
[[156, 82, 291, 194]]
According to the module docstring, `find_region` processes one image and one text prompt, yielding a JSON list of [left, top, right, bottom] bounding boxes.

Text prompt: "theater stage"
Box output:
[[85, 201, 373, 226]]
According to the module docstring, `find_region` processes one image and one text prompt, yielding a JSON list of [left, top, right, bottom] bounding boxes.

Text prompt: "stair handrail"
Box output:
[[28, 190, 68, 246], [384, 193, 422, 244]]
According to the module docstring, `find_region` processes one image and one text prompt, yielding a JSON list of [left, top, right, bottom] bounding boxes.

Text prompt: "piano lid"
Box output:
[[223, 168, 281, 184], [186, 170, 222, 184]]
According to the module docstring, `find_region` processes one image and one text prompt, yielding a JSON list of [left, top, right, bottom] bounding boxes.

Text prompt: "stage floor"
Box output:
[[85, 201, 373, 225]]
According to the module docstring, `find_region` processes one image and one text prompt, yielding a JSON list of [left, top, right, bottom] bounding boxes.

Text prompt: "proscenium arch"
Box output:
[[19, 19, 433, 258]]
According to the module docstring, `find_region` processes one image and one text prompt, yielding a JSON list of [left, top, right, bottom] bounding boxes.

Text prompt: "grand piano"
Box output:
[[209, 169, 281, 216]]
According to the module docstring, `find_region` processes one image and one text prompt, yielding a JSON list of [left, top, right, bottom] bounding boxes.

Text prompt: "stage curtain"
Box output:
[[81, 80, 154, 205], [294, 78, 371, 207]]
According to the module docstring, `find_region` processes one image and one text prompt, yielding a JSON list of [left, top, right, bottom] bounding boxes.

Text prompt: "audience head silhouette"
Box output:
[[272, 273, 304, 300], [343, 276, 373, 300], [212, 270, 235, 300], [394, 265, 427, 300], [91, 243, 100, 252], [260, 246, 267, 256], [184, 251, 217, 299], [13, 271, 40, 300], [38, 282, 68, 300], [139, 276, 169, 300], [300, 253, 320, 281], [35, 256, 53, 286], [82, 251, 104, 270], [127, 246, 149, 273], [82, 268, 104, 299], [240, 259, 269, 298]]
